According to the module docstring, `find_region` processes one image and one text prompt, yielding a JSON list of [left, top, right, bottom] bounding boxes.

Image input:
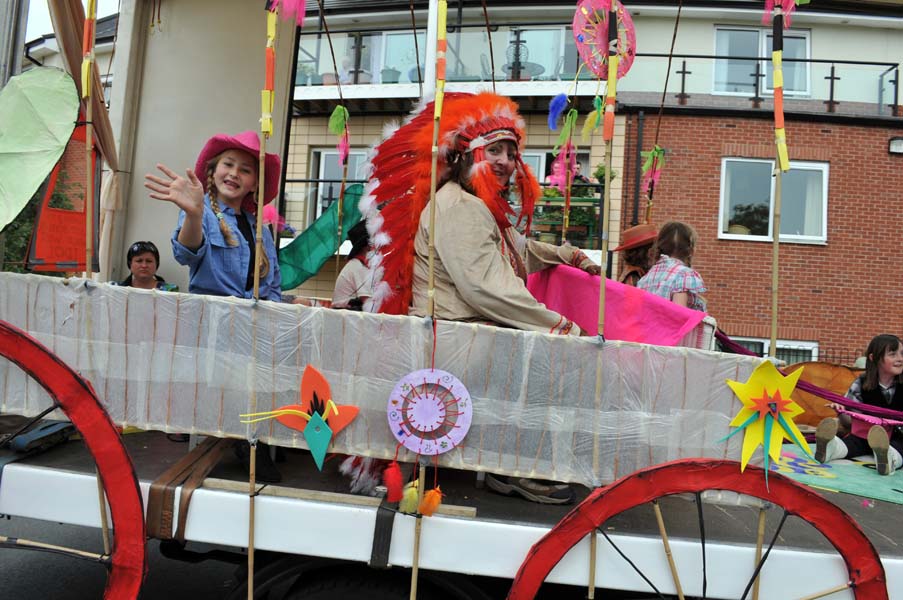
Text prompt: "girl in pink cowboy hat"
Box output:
[[145, 132, 284, 482], [144, 131, 282, 302]]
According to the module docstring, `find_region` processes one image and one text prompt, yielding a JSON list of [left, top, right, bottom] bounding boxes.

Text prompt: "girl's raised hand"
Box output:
[[145, 164, 205, 217]]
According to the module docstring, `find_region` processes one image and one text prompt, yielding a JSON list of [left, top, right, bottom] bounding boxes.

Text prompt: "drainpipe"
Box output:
[[632, 111, 644, 226], [0, 0, 28, 84]]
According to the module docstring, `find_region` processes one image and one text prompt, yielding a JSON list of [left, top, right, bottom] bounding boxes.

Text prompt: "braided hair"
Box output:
[[205, 155, 270, 280]]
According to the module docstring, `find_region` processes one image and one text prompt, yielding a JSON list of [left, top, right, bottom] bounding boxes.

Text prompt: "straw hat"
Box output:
[[613, 223, 657, 252]]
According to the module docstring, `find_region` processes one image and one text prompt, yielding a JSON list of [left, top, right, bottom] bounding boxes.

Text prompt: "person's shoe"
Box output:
[[815, 418, 842, 463], [868, 426, 894, 476], [233, 441, 282, 483], [485, 474, 576, 505], [166, 433, 190, 443]]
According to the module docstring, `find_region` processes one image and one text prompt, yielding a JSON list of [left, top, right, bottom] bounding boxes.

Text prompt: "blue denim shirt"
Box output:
[[171, 195, 282, 301]]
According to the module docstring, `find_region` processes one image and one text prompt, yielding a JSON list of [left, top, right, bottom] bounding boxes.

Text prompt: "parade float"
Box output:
[[1, 1, 901, 599]]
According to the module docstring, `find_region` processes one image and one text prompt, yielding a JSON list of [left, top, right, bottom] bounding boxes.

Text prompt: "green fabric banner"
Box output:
[[279, 183, 364, 290]]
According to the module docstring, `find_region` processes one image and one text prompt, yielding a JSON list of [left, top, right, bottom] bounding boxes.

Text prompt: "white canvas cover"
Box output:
[[0, 272, 760, 488]]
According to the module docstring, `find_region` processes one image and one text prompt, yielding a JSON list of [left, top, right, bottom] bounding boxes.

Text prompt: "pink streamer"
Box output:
[[271, 0, 306, 26], [549, 143, 577, 194], [642, 167, 662, 196]]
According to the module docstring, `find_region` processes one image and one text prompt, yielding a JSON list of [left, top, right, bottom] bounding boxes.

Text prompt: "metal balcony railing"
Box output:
[[294, 21, 901, 118]]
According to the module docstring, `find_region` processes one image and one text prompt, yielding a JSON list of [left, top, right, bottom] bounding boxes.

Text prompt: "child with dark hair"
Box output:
[[332, 220, 373, 309], [637, 221, 706, 311], [816, 334, 903, 475], [613, 223, 657, 287]]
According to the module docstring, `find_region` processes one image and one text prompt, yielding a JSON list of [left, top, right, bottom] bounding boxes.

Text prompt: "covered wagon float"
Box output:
[[1, 1, 901, 599]]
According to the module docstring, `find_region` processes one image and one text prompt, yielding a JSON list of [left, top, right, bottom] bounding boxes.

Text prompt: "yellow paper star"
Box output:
[[725, 360, 811, 472]]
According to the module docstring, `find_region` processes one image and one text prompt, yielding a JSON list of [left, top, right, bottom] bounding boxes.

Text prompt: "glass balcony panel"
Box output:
[[382, 30, 426, 83], [764, 34, 809, 94], [714, 29, 759, 94], [445, 29, 490, 81]]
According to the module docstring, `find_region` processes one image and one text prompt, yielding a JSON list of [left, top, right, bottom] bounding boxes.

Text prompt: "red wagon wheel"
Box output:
[[0, 320, 146, 599], [509, 459, 887, 599]]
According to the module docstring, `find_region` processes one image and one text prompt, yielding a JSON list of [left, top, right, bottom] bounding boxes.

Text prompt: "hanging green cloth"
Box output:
[[279, 183, 364, 290], [0, 68, 79, 230]]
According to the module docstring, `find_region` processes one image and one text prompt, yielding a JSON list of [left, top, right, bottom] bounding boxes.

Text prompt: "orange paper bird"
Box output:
[[240, 365, 359, 435]]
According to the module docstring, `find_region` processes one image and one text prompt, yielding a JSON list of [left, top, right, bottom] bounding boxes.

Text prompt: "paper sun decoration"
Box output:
[[721, 360, 812, 484], [240, 365, 358, 470]]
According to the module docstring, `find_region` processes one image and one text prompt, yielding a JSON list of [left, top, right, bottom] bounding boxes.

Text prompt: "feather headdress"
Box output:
[[360, 92, 540, 314]]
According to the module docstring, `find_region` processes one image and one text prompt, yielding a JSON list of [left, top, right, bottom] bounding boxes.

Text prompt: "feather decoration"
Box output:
[[262, 204, 286, 231], [549, 141, 577, 194], [418, 487, 443, 517], [581, 109, 600, 142], [762, 0, 800, 26], [553, 109, 579, 155], [270, 0, 307, 27], [328, 105, 349, 136], [383, 461, 404, 502], [640, 145, 666, 196], [399, 480, 420, 514], [548, 93, 569, 131], [337, 130, 350, 164]]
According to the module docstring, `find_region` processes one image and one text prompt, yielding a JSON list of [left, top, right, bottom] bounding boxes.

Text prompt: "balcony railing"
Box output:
[[295, 21, 901, 118]]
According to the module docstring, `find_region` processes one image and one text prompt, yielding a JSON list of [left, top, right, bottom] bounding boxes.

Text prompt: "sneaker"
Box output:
[[485, 474, 576, 505], [233, 440, 282, 483], [814, 418, 838, 463], [867, 426, 893, 476]]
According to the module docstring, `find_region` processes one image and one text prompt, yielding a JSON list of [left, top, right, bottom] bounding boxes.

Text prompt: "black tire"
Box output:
[[286, 571, 409, 600]]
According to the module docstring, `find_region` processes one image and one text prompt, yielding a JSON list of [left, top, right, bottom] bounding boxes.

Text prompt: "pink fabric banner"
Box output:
[[527, 265, 707, 346]]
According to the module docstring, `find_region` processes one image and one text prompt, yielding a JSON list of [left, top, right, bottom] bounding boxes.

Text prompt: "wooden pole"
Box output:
[[752, 507, 766, 600], [82, 0, 97, 279], [247, 441, 258, 600], [653, 501, 685, 600], [769, 155, 782, 358], [596, 140, 613, 336], [587, 532, 598, 599], [796, 583, 853, 600], [409, 464, 427, 600], [95, 467, 111, 555]]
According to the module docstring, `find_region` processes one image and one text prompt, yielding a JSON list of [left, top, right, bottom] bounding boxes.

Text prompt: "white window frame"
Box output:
[[731, 337, 819, 362], [312, 148, 368, 221], [718, 157, 828, 244], [713, 26, 811, 97]]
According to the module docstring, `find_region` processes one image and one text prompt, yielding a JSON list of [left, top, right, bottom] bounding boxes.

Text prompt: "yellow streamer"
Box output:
[[81, 59, 92, 99]]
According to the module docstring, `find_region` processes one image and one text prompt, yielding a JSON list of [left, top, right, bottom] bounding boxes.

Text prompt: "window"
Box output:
[[714, 27, 810, 95], [311, 149, 368, 222], [719, 158, 828, 243], [731, 337, 819, 364]]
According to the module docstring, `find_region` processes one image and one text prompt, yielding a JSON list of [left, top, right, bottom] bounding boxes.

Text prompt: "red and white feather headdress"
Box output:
[[360, 92, 540, 314]]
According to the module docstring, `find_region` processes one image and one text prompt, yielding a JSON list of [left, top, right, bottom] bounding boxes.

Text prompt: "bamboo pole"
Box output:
[[587, 532, 598, 599], [596, 140, 613, 336], [95, 467, 111, 555], [752, 507, 766, 600], [409, 464, 427, 600], [653, 501, 685, 600], [247, 441, 258, 600], [769, 154, 782, 358]]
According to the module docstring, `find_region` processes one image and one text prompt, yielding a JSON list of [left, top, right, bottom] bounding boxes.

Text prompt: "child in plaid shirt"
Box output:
[[637, 221, 707, 312]]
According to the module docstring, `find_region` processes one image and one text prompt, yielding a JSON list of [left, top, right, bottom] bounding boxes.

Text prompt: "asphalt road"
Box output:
[[0, 516, 238, 599]]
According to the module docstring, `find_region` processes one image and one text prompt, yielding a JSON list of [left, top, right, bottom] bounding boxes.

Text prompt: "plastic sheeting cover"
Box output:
[[0, 272, 761, 488]]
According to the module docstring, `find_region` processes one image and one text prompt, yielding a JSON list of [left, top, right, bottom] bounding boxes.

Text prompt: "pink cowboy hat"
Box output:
[[194, 131, 281, 211]]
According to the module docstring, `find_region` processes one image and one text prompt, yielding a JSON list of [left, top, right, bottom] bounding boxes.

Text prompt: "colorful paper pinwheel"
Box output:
[[722, 360, 812, 484]]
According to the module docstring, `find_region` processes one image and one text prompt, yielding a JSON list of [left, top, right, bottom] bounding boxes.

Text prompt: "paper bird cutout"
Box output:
[[239, 365, 359, 470], [721, 360, 812, 484]]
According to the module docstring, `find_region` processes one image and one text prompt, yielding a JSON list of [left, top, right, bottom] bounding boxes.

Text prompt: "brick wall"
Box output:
[[622, 113, 903, 357]]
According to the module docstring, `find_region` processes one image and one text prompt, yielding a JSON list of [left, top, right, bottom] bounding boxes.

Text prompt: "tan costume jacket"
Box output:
[[411, 182, 583, 335]]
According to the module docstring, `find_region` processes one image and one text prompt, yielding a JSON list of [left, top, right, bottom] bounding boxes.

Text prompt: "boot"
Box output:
[[867, 426, 902, 476], [815, 418, 847, 463]]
